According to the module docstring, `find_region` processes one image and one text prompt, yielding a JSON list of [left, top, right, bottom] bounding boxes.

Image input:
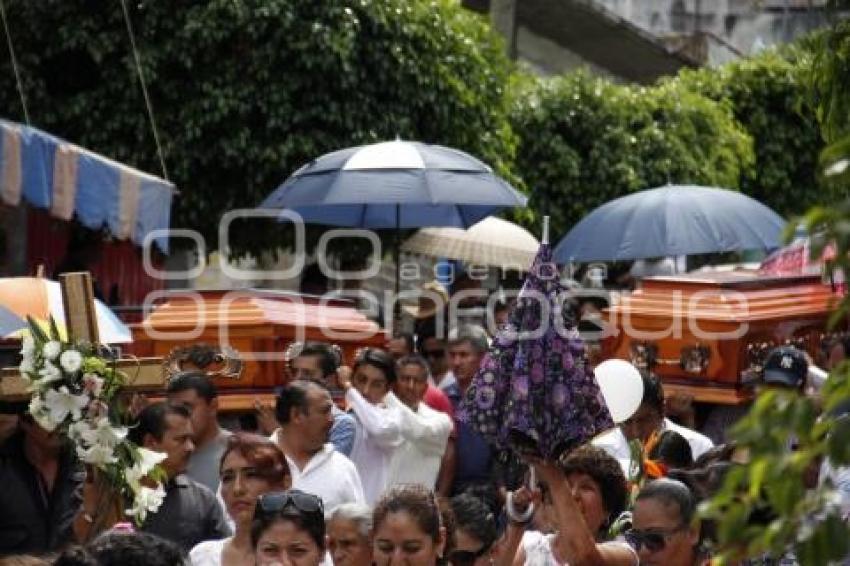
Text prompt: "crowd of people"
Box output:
[[0, 299, 843, 565]]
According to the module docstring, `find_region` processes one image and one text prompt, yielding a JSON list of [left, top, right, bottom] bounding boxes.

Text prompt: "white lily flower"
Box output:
[[37, 361, 62, 386], [59, 350, 83, 374], [28, 396, 57, 432], [44, 386, 89, 424], [125, 448, 167, 492], [20, 336, 35, 356], [77, 443, 118, 466], [67, 420, 92, 443], [42, 341, 61, 361], [125, 485, 166, 523], [18, 358, 34, 378], [81, 417, 128, 448], [136, 447, 168, 475]]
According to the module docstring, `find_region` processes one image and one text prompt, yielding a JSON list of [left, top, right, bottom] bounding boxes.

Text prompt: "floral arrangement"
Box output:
[[18, 318, 167, 524]]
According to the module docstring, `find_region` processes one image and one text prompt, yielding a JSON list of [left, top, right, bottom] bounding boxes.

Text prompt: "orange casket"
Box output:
[[602, 272, 846, 404], [127, 289, 385, 411]]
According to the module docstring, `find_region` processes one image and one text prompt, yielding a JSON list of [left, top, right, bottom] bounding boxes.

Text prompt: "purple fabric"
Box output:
[[458, 244, 613, 460]]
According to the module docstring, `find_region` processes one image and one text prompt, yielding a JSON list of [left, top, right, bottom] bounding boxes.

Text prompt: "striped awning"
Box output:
[[0, 120, 174, 252]]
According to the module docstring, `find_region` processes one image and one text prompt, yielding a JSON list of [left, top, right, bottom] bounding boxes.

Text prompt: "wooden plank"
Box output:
[[0, 357, 166, 401], [59, 272, 99, 343], [663, 382, 752, 405]]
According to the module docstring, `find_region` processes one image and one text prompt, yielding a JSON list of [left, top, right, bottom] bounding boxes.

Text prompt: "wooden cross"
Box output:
[[0, 272, 165, 400]]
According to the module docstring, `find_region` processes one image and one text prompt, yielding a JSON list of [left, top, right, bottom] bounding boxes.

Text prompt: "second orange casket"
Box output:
[[602, 272, 846, 404]]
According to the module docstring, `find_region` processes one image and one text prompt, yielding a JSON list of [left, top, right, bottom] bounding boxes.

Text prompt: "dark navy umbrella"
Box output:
[[260, 140, 527, 297], [260, 140, 526, 228], [553, 185, 786, 263]]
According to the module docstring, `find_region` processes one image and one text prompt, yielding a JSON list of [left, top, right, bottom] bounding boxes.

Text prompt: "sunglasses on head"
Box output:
[[449, 545, 490, 566], [255, 490, 324, 520], [625, 526, 686, 553]]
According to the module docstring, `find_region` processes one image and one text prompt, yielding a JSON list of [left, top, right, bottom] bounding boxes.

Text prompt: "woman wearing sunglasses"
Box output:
[[628, 478, 706, 566], [189, 433, 290, 566], [252, 489, 330, 566], [450, 493, 499, 566], [511, 445, 637, 566], [372, 484, 449, 565]]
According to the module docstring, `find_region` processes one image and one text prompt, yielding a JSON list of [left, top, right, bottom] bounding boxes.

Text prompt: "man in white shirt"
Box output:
[[340, 348, 403, 505], [385, 355, 452, 490], [593, 371, 713, 476], [271, 380, 365, 516]]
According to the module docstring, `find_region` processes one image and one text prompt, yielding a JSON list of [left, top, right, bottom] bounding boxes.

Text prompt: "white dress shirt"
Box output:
[[592, 418, 714, 475], [346, 388, 403, 505], [270, 430, 366, 517], [385, 393, 452, 490]]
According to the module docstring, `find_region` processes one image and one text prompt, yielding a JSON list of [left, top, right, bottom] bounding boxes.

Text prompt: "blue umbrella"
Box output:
[[553, 184, 786, 263], [261, 140, 526, 227], [260, 140, 528, 296], [0, 305, 26, 337]]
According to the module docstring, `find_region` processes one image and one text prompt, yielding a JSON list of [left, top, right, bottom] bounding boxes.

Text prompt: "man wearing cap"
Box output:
[[761, 345, 809, 391], [405, 280, 449, 342]]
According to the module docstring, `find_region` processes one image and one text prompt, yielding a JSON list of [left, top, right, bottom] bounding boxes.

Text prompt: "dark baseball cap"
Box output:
[[762, 346, 808, 389]]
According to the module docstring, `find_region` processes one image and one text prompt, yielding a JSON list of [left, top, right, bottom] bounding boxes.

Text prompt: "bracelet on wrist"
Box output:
[[505, 491, 535, 524]]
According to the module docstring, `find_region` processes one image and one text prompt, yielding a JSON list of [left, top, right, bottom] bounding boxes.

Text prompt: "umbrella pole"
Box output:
[[394, 205, 401, 325]]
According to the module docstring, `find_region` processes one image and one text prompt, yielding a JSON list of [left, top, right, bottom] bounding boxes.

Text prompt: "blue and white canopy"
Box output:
[[0, 120, 174, 252]]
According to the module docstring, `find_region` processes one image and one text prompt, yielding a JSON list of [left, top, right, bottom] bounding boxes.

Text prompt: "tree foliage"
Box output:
[[509, 71, 753, 239], [675, 48, 833, 217], [704, 12, 850, 560], [0, 0, 515, 253]]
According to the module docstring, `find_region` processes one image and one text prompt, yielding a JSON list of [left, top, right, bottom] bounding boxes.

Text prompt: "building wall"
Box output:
[[514, 25, 618, 79], [595, 0, 827, 62]]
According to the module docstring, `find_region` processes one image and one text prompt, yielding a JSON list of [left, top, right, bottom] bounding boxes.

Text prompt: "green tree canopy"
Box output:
[[0, 0, 516, 253], [675, 47, 831, 216], [509, 71, 753, 239]]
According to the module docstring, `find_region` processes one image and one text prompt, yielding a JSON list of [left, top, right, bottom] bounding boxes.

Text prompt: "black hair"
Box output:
[[558, 445, 629, 530], [640, 371, 665, 414], [374, 484, 442, 543], [353, 348, 397, 384], [636, 478, 697, 527], [447, 325, 489, 354], [396, 354, 431, 378], [450, 493, 498, 552], [649, 430, 694, 470], [251, 492, 326, 551], [275, 379, 325, 424], [166, 370, 218, 401], [292, 342, 340, 377], [53, 531, 184, 566], [127, 402, 191, 445], [392, 333, 415, 355]]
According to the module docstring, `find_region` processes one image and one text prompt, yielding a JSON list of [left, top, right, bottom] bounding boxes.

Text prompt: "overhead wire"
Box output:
[[119, 0, 169, 181], [0, 0, 31, 125]]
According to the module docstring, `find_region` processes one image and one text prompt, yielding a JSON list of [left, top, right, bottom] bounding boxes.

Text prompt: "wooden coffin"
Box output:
[[602, 271, 846, 404], [127, 289, 385, 411]]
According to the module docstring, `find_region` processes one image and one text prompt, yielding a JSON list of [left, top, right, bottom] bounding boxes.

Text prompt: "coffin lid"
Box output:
[[132, 288, 381, 335], [608, 271, 843, 323]]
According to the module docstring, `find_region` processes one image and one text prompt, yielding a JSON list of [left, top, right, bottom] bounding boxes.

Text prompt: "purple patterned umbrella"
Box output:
[[458, 241, 613, 460]]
